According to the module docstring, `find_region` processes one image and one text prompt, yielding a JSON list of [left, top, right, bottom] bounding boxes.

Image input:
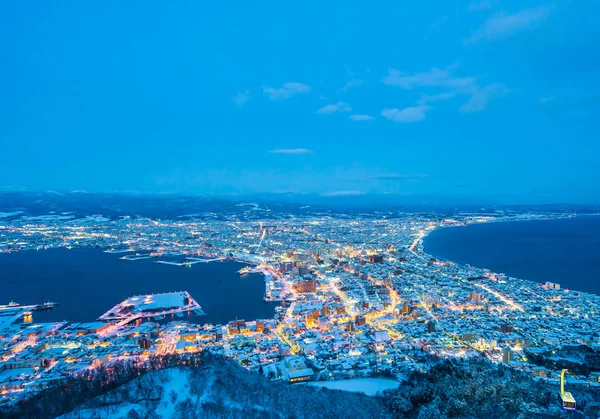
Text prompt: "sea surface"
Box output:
[[0, 248, 275, 324], [424, 215, 600, 295]]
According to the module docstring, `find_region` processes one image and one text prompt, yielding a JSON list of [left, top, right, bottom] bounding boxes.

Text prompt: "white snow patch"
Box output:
[[21, 215, 76, 221], [154, 368, 192, 418], [304, 378, 400, 396]]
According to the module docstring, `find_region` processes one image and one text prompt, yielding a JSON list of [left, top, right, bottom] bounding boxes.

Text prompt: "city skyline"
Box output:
[[1, 1, 599, 203]]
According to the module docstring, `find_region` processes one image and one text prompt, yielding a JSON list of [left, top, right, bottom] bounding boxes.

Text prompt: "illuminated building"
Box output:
[[297, 279, 316, 293], [368, 255, 383, 263], [502, 348, 512, 364]]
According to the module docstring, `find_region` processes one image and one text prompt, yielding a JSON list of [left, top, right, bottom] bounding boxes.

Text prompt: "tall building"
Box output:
[[470, 291, 481, 304], [503, 349, 512, 364]]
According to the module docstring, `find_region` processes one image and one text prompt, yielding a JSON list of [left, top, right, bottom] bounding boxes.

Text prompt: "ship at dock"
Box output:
[[35, 301, 58, 311], [238, 266, 252, 275]]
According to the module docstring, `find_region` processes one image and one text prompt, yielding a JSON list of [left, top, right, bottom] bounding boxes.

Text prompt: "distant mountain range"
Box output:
[[0, 191, 598, 220]]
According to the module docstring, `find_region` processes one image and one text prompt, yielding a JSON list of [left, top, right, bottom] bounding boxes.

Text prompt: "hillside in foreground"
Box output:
[[2, 353, 389, 419], [2, 353, 600, 418]]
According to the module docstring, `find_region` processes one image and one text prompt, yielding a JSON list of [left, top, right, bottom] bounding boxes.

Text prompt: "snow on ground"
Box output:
[[70, 215, 110, 223], [20, 215, 76, 221], [153, 368, 192, 418], [59, 368, 194, 419], [304, 378, 400, 396]]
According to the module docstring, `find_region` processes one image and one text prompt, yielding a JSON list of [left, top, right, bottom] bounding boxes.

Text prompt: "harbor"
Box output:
[[0, 301, 58, 330], [0, 248, 276, 325]]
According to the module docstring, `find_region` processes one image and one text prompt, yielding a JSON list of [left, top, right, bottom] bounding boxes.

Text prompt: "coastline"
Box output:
[[419, 213, 600, 296], [0, 248, 276, 325]]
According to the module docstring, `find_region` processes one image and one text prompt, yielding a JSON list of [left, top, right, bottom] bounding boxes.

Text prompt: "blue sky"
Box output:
[[1, 1, 599, 203]]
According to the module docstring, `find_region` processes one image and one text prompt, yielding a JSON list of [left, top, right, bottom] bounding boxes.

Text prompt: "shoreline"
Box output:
[[0, 248, 276, 325], [418, 213, 600, 296]]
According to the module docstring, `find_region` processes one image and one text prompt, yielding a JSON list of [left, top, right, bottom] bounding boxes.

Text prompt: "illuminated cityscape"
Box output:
[[1, 210, 599, 406]]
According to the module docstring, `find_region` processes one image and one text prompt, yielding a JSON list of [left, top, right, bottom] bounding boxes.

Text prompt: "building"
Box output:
[[470, 291, 482, 304], [139, 337, 151, 350], [279, 262, 294, 272], [503, 349, 512, 364], [283, 356, 314, 383], [297, 279, 317, 293], [368, 255, 384, 264]]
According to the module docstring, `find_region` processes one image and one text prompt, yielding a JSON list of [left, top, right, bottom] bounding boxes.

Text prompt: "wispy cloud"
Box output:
[[262, 82, 311, 101], [383, 66, 506, 113], [269, 148, 314, 155], [430, 15, 448, 30], [466, 5, 553, 44], [540, 96, 555, 104], [340, 173, 427, 183], [459, 84, 507, 113], [381, 106, 430, 123], [317, 102, 352, 114], [340, 79, 364, 92], [233, 90, 250, 106], [349, 114, 374, 121], [322, 190, 365, 197], [417, 91, 457, 106], [468, 0, 492, 12], [373, 174, 428, 181], [382, 68, 477, 90]]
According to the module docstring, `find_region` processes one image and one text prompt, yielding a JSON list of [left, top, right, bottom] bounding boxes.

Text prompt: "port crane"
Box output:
[[560, 369, 576, 411]]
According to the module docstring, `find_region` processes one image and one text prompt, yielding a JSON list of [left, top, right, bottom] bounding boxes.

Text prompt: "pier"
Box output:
[[97, 291, 205, 337], [0, 301, 58, 331]]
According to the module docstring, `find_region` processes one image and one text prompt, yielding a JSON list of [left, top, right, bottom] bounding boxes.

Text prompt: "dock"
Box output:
[[97, 291, 205, 337]]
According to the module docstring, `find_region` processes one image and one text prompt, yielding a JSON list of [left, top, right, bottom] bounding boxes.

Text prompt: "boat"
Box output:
[[36, 301, 58, 311]]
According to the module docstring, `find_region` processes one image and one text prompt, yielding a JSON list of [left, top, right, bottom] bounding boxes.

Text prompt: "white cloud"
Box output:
[[373, 174, 428, 181], [269, 148, 314, 155], [349, 114, 374, 121], [317, 102, 352, 114], [466, 5, 553, 44], [459, 84, 507, 113], [340, 79, 364, 92], [322, 190, 365, 197], [382, 68, 477, 91], [381, 106, 430, 123], [262, 82, 311, 100], [233, 90, 250, 106], [384, 66, 506, 113], [418, 91, 457, 105]]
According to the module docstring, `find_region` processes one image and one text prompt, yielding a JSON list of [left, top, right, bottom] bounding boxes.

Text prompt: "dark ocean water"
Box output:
[[0, 248, 275, 324], [423, 215, 600, 295]]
